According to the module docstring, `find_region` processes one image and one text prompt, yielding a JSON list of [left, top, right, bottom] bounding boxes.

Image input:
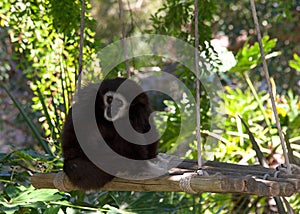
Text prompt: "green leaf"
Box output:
[[289, 53, 300, 72], [13, 150, 34, 161], [9, 186, 62, 204]]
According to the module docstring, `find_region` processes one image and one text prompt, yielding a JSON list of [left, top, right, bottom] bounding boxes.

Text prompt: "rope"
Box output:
[[194, 0, 203, 173], [249, 0, 291, 174], [179, 173, 198, 194]]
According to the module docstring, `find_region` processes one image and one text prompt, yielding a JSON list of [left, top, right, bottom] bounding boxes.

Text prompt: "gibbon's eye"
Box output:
[[106, 96, 113, 104]]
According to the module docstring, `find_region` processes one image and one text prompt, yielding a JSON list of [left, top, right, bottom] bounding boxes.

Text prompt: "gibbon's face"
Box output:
[[95, 78, 150, 125], [103, 91, 128, 121]]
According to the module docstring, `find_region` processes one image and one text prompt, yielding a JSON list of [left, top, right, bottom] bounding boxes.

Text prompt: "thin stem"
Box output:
[[244, 71, 271, 128], [119, 0, 130, 78], [250, 0, 291, 174], [77, 0, 85, 90]]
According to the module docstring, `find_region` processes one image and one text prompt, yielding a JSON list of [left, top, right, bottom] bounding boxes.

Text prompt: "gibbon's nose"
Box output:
[[105, 104, 122, 121], [106, 106, 112, 119]]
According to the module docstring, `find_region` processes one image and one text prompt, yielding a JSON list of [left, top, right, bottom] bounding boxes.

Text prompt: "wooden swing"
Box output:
[[31, 155, 300, 197], [31, 0, 300, 198]]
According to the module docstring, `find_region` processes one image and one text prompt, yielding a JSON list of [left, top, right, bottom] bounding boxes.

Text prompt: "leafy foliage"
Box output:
[[231, 36, 280, 73], [1, 0, 97, 144], [148, 0, 218, 63], [216, 0, 300, 93]]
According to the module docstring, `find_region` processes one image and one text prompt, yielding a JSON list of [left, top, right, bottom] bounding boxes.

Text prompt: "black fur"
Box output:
[[61, 78, 158, 190]]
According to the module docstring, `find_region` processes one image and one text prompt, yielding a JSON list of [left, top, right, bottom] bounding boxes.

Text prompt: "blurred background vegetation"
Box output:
[[0, 0, 300, 213]]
